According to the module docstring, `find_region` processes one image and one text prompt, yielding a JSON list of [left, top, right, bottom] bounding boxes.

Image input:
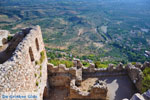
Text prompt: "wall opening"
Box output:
[[35, 38, 39, 51], [29, 47, 34, 61]]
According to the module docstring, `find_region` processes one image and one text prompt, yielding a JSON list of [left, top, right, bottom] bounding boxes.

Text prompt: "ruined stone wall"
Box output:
[[126, 63, 144, 92], [47, 63, 76, 88], [69, 79, 108, 100], [0, 26, 47, 99], [82, 63, 127, 78]]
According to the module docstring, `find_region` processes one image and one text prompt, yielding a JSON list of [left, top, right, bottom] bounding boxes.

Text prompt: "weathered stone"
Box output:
[[135, 62, 143, 69], [69, 79, 108, 100], [142, 61, 150, 70], [59, 64, 66, 68], [142, 90, 150, 100], [107, 64, 114, 72], [116, 63, 124, 71], [73, 59, 83, 68], [126, 63, 143, 92], [77, 60, 83, 68], [73, 60, 77, 67], [88, 63, 95, 72], [130, 93, 145, 100], [0, 30, 9, 46]]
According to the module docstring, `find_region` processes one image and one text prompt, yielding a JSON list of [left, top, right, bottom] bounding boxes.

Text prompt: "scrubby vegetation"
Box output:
[[35, 51, 45, 65], [36, 81, 39, 87], [7, 36, 13, 42], [82, 61, 90, 67], [40, 51, 45, 64], [94, 61, 108, 68], [142, 67, 150, 93], [49, 59, 73, 68]]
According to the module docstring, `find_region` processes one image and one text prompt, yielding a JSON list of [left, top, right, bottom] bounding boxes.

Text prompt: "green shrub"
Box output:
[[39, 65, 42, 70], [36, 81, 39, 86], [40, 72, 42, 77], [131, 62, 136, 65], [39, 51, 45, 64], [49, 59, 73, 68], [95, 61, 108, 68], [7, 35, 13, 42], [142, 67, 150, 93], [35, 61, 39, 65], [35, 73, 37, 78], [82, 61, 90, 67]]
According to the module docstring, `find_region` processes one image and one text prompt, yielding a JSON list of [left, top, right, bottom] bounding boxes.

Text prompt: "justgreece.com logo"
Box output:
[[0, 92, 40, 100]]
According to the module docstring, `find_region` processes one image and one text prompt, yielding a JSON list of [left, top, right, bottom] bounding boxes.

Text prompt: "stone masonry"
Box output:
[[0, 26, 47, 99]]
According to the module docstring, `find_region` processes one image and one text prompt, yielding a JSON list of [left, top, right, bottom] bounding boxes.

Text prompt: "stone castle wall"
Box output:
[[126, 62, 150, 92], [0, 26, 47, 99], [82, 63, 127, 78], [47, 63, 76, 88], [69, 79, 108, 100]]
